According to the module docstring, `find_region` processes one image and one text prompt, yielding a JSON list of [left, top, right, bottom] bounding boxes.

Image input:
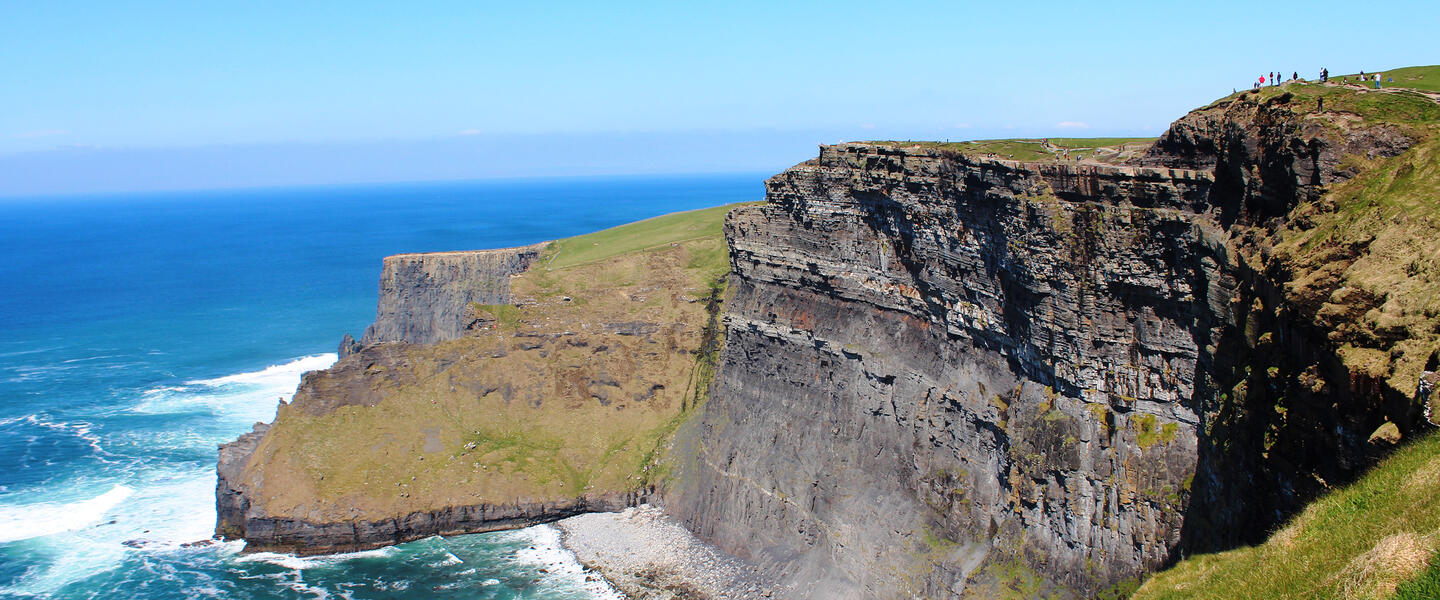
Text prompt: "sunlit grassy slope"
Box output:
[[1135, 431, 1440, 600], [1329, 65, 1440, 93], [244, 203, 746, 520], [546, 203, 739, 269]]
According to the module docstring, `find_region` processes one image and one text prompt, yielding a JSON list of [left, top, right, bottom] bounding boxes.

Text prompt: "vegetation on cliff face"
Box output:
[[1267, 85, 1440, 406], [1135, 67, 1440, 599], [1192, 74, 1440, 418], [237, 204, 741, 520]]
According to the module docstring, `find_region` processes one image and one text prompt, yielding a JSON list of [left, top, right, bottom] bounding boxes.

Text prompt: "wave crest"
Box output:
[[0, 484, 134, 544]]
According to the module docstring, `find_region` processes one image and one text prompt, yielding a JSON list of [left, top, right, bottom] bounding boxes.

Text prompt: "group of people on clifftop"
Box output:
[[1248, 67, 1386, 91], [1253, 70, 1303, 90]]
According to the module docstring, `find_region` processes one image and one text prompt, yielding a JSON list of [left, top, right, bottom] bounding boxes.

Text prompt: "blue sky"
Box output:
[[1, 0, 1434, 196]]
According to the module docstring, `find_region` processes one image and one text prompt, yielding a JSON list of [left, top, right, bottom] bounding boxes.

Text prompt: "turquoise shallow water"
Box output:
[[0, 174, 763, 599]]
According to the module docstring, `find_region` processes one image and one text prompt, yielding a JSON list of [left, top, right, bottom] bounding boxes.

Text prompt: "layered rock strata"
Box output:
[[671, 112, 1425, 598], [358, 244, 546, 347], [215, 87, 1434, 596], [671, 146, 1221, 598]]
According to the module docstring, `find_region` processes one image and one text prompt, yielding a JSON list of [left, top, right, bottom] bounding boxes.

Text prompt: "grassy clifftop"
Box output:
[[238, 204, 745, 520], [868, 137, 1156, 163]]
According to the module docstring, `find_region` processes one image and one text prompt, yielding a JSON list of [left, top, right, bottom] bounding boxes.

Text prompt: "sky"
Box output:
[[1, 0, 1434, 196]]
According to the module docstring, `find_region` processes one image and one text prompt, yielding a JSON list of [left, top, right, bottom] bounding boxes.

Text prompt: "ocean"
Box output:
[[0, 174, 763, 599]]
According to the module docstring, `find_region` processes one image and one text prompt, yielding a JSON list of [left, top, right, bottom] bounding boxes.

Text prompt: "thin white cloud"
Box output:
[[458, 129, 484, 136], [860, 123, 876, 130], [1056, 121, 1089, 129], [13, 129, 69, 139]]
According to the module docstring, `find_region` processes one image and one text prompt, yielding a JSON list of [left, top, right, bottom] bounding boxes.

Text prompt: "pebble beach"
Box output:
[[556, 504, 777, 599]]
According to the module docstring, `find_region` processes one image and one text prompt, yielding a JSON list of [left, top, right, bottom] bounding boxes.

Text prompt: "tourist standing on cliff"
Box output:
[[1322, 67, 1329, 82], [1375, 73, 1382, 89]]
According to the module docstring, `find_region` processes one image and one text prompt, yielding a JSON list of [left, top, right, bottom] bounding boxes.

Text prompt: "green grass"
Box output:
[[1395, 558, 1440, 599], [1047, 137, 1157, 149], [1234, 81, 1440, 129], [545, 203, 752, 270], [472, 303, 521, 328], [868, 137, 1156, 164], [1133, 413, 1179, 450], [1134, 430, 1440, 599], [1330, 65, 1440, 93], [248, 203, 746, 520]]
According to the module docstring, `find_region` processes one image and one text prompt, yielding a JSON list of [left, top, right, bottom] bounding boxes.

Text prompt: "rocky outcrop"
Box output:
[[214, 337, 661, 554], [358, 244, 547, 346], [1134, 90, 1433, 556], [670, 109, 1428, 598], [670, 145, 1222, 598], [217, 220, 726, 554], [1136, 90, 1414, 227], [215, 422, 269, 541], [217, 480, 648, 555]]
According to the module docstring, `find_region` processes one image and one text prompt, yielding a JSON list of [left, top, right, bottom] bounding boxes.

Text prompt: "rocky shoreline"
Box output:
[[556, 504, 778, 600]]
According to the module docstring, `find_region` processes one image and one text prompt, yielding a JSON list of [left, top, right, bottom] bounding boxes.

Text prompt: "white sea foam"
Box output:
[[513, 525, 624, 600], [0, 354, 336, 597], [130, 353, 336, 425], [239, 546, 398, 571], [0, 484, 134, 543], [187, 354, 336, 387], [61, 354, 122, 364], [430, 551, 464, 567], [2, 414, 114, 459]]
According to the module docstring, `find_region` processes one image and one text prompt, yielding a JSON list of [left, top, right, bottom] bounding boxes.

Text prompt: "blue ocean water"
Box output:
[[0, 174, 763, 599]]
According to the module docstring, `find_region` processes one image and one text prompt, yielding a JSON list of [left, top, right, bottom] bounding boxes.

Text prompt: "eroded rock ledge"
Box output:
[[359, 243, 547, 348]]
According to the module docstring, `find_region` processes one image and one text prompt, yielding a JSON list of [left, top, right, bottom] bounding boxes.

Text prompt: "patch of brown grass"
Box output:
[[1337, 532, 1436, 599], [1405, 459, 1440, 493]]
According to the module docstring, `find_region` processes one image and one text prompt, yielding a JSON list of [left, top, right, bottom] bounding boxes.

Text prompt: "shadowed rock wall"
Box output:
[[670, 144, 1225, 598]]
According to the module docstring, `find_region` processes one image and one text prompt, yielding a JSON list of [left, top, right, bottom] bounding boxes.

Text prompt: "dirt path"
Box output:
[[1317, 80, 1440, 104]]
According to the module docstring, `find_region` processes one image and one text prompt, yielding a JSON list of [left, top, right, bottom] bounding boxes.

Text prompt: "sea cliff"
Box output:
[[218, 79, 1440, 598], [216, 207, 732, 554], [668, 83, 1437, 598], [668, 146, 1225, 598]]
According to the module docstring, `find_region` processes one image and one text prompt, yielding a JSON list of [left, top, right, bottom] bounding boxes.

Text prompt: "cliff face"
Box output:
[[671, 88, 1433, 600], [671, 146, 1224, 598], [215, 81, 1437, 595], [358, 244, 547, 347]]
